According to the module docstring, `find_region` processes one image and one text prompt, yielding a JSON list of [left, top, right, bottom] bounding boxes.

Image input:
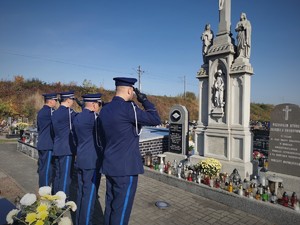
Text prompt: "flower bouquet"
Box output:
[[6, 186, 77, 225], [188, 140, 195, 155], [198, 158, 222, 179], [252, 151, 266, 167], [252, 151, 264, 160]]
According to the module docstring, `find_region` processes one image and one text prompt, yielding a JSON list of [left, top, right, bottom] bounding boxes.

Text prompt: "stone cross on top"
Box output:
[[218, 0, 231, 36], [283, 105, 292, 121]]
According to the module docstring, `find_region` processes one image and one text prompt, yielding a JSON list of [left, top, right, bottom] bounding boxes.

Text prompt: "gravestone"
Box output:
[[268, 104, 300, 177], [168, 105, 189, 155]]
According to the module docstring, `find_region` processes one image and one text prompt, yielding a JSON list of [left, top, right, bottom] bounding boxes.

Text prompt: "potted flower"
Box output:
[[6, 186, 77, 225], [197, 158, 222, 186]]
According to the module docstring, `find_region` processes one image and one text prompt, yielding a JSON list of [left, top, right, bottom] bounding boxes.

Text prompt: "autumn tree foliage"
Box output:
[[0, 75, 272, 125]]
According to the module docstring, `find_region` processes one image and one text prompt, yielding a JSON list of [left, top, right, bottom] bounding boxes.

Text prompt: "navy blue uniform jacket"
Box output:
[[51, 105, 77, 156], [99, 96, 161, 176], [37, 105, 54, 150], [73, 108, 102, 169]]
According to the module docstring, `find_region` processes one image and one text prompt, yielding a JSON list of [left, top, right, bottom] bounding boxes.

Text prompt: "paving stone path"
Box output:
[[0, 143, 275, 225]]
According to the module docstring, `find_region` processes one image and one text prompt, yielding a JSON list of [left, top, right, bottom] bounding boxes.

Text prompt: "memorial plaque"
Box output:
[[169, 123, 183, 153], [268, 104, 300, 177], [168, 105, 189, 155]]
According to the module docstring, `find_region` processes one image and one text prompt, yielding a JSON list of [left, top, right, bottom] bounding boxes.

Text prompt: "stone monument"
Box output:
[[168, 105, 189, 155], [267, 104, 300, 193], [195, 0, 253, 178], [269, 104, 300, 177]]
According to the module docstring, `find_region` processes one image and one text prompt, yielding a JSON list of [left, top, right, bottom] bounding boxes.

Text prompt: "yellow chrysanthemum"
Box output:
[[37, 203, 48, 212], [37, 210, 49, 220], [25, 212, 37, 224], [35, 220, 44, 225], [199, 158, 222, 177], [41, 194, 59, 201]]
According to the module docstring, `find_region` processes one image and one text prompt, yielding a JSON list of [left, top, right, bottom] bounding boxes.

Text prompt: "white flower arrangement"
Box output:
[[20, 193, 37, 206], [6, 186, 76, 225], [55, 191, 67, 208], [188, 140, 195, 151], [6, 209, 20, 224], [38, 186, 51, 196], [198, 158, 222, 178]]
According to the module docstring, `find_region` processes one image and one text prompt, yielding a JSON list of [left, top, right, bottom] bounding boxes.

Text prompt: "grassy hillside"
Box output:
[[0, 76, 274, 124], [250, 103, 274, 122]]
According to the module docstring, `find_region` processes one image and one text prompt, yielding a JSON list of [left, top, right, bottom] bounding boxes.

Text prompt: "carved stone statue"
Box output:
[[201, 24, 214, 63], [235, 12, 251, 59], [213, 69, 224, 108]]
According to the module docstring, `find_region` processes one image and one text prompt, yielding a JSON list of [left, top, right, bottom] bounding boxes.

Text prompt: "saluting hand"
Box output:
[[134, 88, 147, 103], [75, 98, 84, 108]]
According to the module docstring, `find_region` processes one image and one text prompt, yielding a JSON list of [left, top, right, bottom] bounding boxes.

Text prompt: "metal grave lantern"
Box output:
[[144, 152, 152, 166], [229, 168, 241, 185], [268, 174, 283, 196]]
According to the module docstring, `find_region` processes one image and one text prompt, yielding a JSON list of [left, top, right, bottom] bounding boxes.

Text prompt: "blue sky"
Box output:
[[0, 0, 300, 105]]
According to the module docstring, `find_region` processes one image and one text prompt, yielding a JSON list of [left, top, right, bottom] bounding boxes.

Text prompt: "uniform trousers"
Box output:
[[38, 150, 53, 187], [53, 155, 74, 198], [76, 169, 101, 225], [52, 156, 60, 194], [104, 175, 138, 225]]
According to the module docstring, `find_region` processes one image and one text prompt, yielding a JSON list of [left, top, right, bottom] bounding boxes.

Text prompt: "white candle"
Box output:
[[295, 202, 300, 212]]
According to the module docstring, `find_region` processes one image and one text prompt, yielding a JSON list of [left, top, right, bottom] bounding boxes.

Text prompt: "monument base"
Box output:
[[163, 152, 253, 179]]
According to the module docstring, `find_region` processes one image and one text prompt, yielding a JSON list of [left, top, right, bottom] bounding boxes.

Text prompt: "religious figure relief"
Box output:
[[213, 69, 225, 108], [235, 12, 252, 59], [201, 24, 214, 63]]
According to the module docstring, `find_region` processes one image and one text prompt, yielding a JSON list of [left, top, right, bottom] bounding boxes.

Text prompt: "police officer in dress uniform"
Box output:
[[98, 77, 161, 225], [73, 93, 103, 225], [51, 91, 78, 197], [37, 93, 58, 188]]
